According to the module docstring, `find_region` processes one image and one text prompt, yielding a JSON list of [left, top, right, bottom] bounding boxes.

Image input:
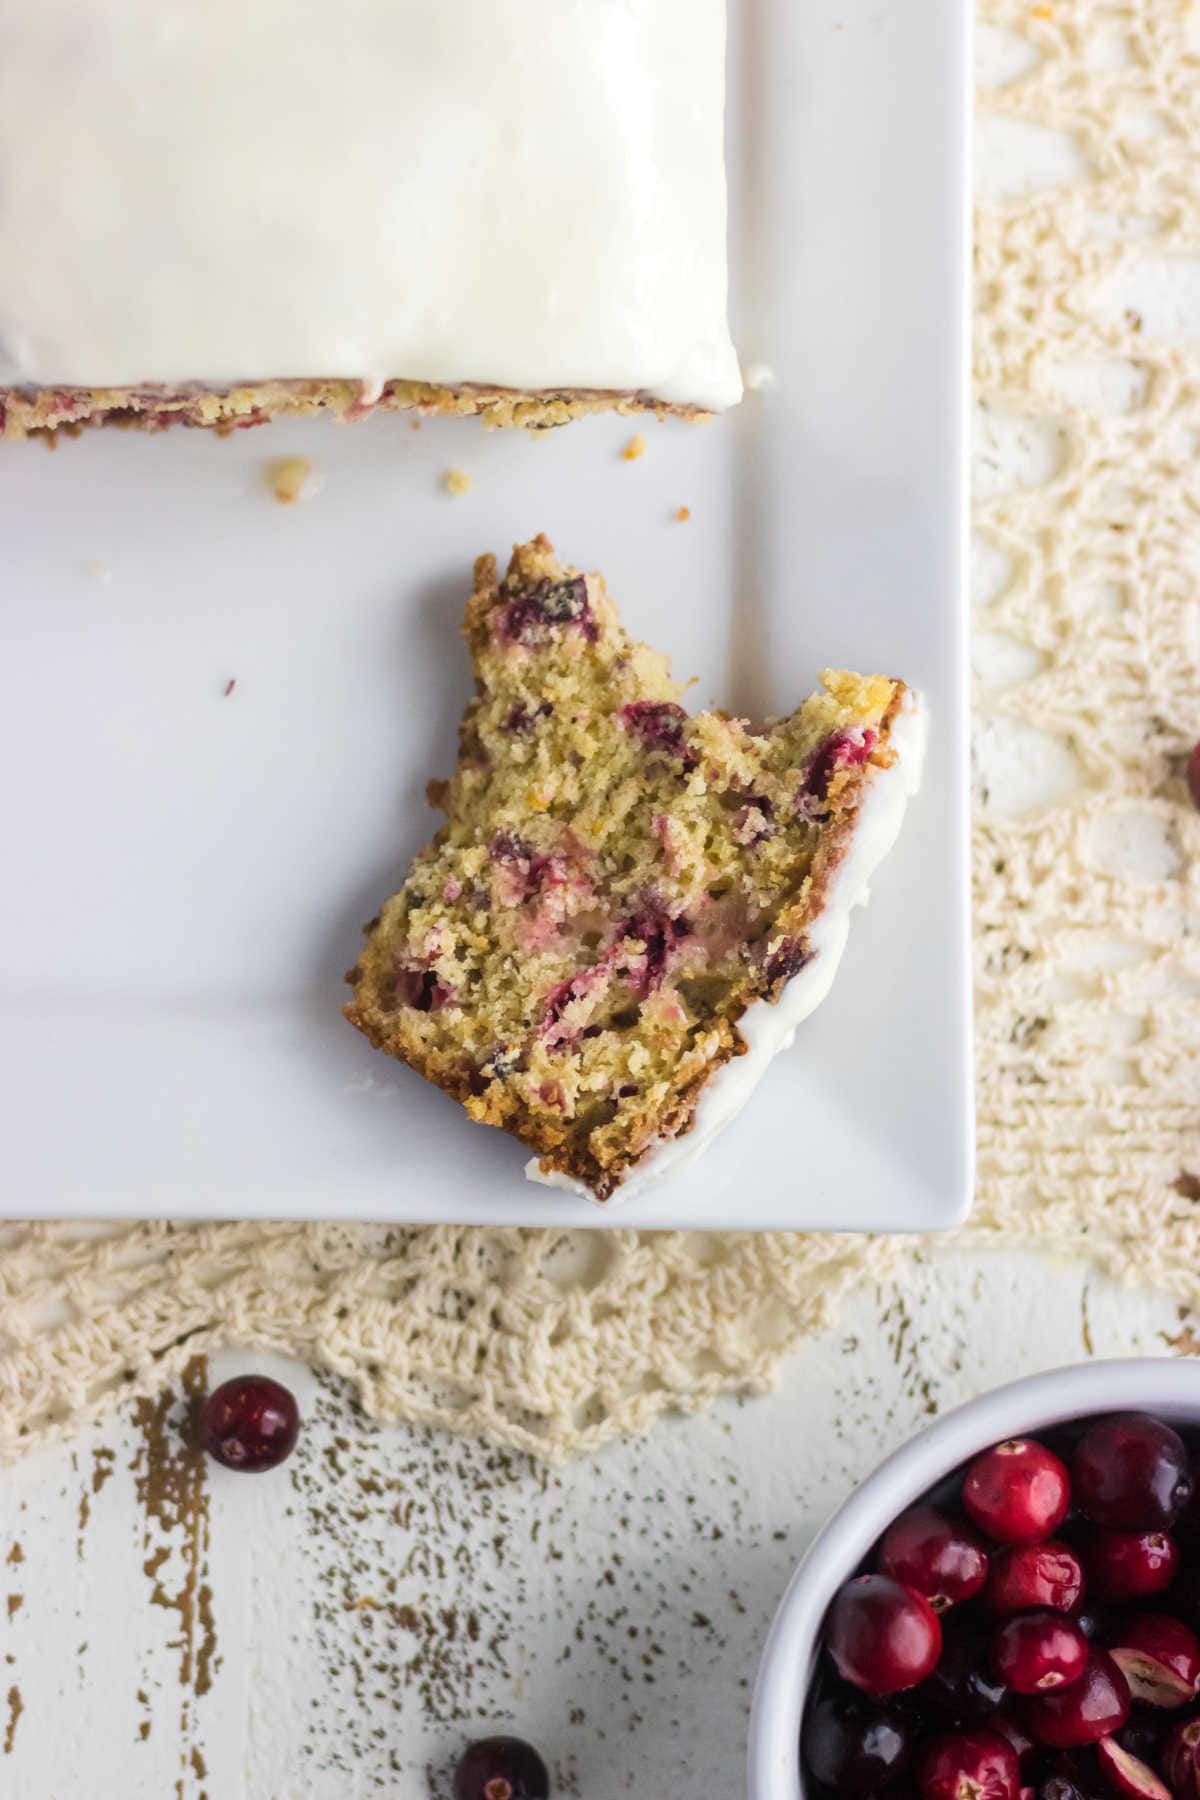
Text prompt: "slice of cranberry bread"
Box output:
[[345, 537, 925, 1202]]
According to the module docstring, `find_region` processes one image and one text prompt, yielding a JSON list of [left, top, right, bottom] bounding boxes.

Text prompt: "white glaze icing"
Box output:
[[0, 0, 740, 410], [526, 692, 929, 1202]]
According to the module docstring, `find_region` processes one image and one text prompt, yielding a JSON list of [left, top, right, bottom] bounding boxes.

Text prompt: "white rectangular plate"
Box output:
[[0, 0, 972, 1230]]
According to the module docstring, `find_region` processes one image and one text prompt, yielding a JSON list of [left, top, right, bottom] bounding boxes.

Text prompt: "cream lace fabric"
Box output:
[[1, 0, 1197, 1465]]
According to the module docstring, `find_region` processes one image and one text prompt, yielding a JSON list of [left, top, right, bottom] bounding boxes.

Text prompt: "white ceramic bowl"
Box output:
[[748, 1358, 1200, 1800]]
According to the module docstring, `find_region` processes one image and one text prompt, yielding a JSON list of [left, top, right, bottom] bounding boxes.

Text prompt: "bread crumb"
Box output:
[[223, 678, 237, 698], [84, 559, 113, 586], [267, 455, 313, 505], [410, 419, 422, 432], [674, 506, 691, 523], [444, 467, 472, 497], [622, 433, 647, 462]]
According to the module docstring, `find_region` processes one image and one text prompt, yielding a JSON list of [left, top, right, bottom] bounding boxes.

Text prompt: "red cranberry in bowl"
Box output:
[[1114, 1715, 1170, 1768], [992, 1613, 1089, 1694], [1023, 1649, 1130, 1748], [965, 1442, 1071, 1546], [1032, 1770, 1106, 1800], [1162, 1715, 1200, 1800], [879, 1507, 990, 1612], [1083, 1530, 1178, 1603], [1073, 1415, 1192, 1532], [1073, 1607, 1114, 1643], [917, 1728, 1020, 1800], [921, 1617, 1010, 1722], [1095, 1735, 1172, 1800], [986, 1544, 1085, 1618], [802, 1691, 913, 1793], [990, 1707, 1038, 1770], [827, 1574, 943, 1697], [1170, 1564, 1200, 1635], [1108, 1614, 1200, 1707]]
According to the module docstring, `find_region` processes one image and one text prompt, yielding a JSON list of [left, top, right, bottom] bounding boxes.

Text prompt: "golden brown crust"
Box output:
[[0, 379, 705, 441]]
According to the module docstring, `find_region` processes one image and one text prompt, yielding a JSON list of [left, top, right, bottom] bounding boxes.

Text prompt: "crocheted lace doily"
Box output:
[[1, 0, 1197, 1464]]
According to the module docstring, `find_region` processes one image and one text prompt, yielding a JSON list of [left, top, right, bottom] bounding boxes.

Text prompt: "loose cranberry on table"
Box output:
[[1082, 1528, 1178, 1602], [1072, 1414, 1192, 1532], [201, 1374, 300, 1472], [1022, 1648, 1130, 1747], [985, 1543, 1085, 1618], [964, 1441, 1071, 1546], [990, 1612, 1088, 1694], [879, 1507, 990, 1612], [827, 1574, 943, 1696], [1107, 1612, 1200, 1706], [917, 1727, 1019, 1800], [454, 1737, 550, 1800]]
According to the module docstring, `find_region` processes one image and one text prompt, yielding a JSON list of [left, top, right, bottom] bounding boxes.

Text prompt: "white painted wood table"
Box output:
[[0, 1251, 1190, 1799]]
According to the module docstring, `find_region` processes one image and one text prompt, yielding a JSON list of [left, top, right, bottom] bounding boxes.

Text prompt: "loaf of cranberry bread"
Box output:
[[0, 0, 739, 438], [345, 538, 925, 1201]]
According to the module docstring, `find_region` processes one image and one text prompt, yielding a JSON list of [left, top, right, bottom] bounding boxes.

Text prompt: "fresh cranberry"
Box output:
[[1115, 1716, 1169, 1768], [1023, 1650, 1131, 1747], [1074, 1609, 1114, 1643], [1083, 1530, 1178, 1603], [802, 1692, 912, 1793], [1108, 1614, 1200, 1707], [827, 1574, 943, 1696], [201, 1375, 299, 1472], [965, 1441, 1072, 1546], [880, 1507, 990, 1612], [992, 1613, 1089, 1694], [453, 1737, 549, 1800], [1188, 743, 1200, 811], [1073, 1415, 1192, 1532], [1170, 1564, 1200, 1634], [986, 1542, 1085, 1619], [1095, 1735, 1172, 1800], [991, 1708, 1038, 1768], [1162, 1716, 1200, 1800], [1037, 1780, 1093, 1800], [922, 1618, 1011, 1722], [917, 1728, 1020, 1800]]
